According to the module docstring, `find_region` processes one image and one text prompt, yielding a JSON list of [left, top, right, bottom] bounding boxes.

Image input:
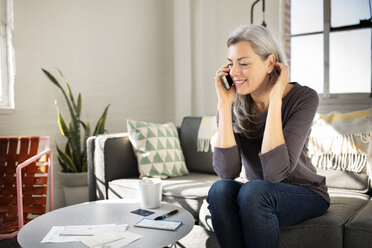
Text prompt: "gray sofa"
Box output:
[[87, 117, 219, 220], [87, 116, 372, 248]]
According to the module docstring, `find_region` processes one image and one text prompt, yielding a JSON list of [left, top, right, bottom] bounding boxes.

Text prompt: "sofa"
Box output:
[[87, 114, 372, 248], [87, 117, 219, 220]]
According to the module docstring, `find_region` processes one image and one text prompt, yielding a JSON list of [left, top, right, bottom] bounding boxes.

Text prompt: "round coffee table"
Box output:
[[17, 199, 194, 248]]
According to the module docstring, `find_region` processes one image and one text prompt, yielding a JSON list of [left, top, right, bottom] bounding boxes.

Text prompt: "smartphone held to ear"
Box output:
[[220, 74, 234, 90]]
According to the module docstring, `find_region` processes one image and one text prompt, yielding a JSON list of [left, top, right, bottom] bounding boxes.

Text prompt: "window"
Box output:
[[285, 0, 372, 99], [0, 0, 15, 112]]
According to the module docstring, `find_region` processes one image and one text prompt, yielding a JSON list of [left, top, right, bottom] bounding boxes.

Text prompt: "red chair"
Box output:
[[0, 136, 53, 238]]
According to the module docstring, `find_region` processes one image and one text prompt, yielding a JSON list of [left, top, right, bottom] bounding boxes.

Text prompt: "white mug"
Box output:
[[139, 178, 162, 209]]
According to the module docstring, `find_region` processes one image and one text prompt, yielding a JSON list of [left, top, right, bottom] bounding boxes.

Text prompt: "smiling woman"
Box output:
[[208, 24, 330, 248], [0, 0, 14, 113], [219, 25, 288, 139]]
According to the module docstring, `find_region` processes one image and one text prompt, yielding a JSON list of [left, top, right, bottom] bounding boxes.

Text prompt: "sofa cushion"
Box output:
[[344, 198, 372, 248], [279, 191, 370, 248], [127, 119, 189, 178], [108, 172, 219, 219], [317, 168, 370, 193], [180, 117, 215, 174], [199, 190, 370, 248]]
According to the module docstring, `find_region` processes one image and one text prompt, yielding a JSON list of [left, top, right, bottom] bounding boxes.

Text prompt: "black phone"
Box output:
[[221, 74, 234, 90]]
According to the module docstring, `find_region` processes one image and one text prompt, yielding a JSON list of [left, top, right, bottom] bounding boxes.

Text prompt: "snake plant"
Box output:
[[42, 68, 110, 173]]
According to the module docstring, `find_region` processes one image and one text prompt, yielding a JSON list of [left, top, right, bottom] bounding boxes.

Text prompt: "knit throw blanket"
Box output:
[[308, 109, 372, 173], [197, 116, 217, 152]]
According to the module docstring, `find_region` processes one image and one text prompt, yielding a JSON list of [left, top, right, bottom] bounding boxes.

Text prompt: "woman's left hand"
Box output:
[[269, 62, 289, 101]]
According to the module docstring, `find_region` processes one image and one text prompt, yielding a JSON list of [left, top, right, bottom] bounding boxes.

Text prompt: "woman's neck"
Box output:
[[251, 93, 270, 114], [251, 83, 294, 114]]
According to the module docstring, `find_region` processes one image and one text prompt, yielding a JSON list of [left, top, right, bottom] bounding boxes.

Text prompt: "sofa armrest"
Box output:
[[87, 136, 96, 201], [87, 133, 139, 201]]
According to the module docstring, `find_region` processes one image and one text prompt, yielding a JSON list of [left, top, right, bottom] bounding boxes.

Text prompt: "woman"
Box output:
[[207, 25, 330, 248]]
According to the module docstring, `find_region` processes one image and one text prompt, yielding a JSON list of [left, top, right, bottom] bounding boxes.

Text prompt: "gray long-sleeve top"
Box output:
[[213, 82, 330, 203]]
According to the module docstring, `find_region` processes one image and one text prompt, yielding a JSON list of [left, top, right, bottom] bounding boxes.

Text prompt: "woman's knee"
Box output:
[[207, 179, 241, 203], [237, 180, 274, 207]]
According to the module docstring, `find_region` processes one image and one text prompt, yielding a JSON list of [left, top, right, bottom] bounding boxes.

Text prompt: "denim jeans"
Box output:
[[207, 179, 329, 248]]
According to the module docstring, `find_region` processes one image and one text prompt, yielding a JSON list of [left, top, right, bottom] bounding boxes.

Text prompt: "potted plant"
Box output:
[[42, 68, 110, 205]]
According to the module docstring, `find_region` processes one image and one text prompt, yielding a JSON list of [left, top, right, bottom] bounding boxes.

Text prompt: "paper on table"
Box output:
[[41, 226, 82, 243], [93, 231, 143, 248], [79, 225, 127, 247], [60, 226, 95, 236], [81, 230, 143, 248], [41, 224, 143, 247], [41, 224, 127, 243]]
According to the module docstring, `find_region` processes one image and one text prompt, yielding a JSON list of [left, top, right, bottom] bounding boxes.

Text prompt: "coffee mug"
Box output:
[[138, 178, 162, 209]]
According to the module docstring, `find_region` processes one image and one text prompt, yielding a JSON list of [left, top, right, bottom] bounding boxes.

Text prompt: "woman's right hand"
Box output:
[[215, 64, 236, 107]]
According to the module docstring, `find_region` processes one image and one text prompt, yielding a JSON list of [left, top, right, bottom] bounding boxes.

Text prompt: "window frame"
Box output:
[[0, 0, 15, 114], [284, 0, 372, 110]]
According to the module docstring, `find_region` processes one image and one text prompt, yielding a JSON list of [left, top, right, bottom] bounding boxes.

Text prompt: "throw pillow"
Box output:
[[127, 119, 189, 179]]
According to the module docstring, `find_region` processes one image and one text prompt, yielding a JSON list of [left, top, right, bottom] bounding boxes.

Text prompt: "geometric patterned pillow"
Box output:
[[127, 119, 189, 179]]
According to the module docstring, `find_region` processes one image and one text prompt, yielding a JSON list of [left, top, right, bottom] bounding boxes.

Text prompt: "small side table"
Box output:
[[17, 199, 194, 248]]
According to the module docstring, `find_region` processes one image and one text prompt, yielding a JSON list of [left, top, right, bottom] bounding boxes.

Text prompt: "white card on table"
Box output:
[[134, 218, 182, 231]]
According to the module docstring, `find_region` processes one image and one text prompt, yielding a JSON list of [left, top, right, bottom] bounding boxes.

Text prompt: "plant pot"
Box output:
[[59, 171, 89, 206]]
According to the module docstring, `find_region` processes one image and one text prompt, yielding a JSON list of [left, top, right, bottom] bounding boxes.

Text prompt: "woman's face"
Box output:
[[227, 41, 271, 96]]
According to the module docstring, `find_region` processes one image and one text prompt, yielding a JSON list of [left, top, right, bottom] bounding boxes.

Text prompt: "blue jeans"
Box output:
[[207, 179, 329, 248]]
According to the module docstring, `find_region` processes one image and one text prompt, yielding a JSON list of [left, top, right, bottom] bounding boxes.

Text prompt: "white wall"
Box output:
[[0, 0, 283, 209], [0, 0, 175, 209]]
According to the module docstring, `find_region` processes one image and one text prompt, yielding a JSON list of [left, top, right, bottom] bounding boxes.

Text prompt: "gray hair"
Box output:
[[227, 25, 287, 138]]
